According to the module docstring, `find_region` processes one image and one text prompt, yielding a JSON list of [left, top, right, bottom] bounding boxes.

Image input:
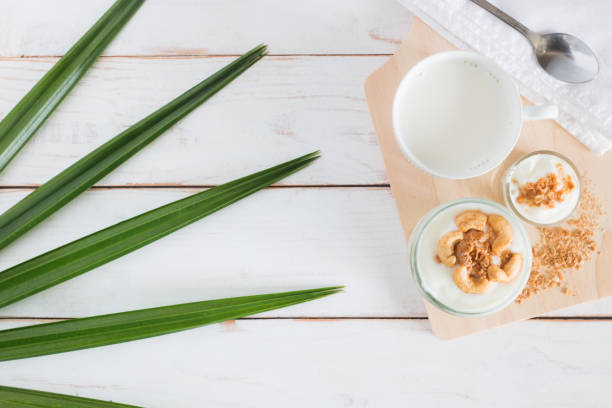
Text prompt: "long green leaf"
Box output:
[[0, 152, 320, 309], [0, 287, 341, 362], [0, 44, 268, 252], [0, 385, 141, 407], [0, 0, 144, 174]]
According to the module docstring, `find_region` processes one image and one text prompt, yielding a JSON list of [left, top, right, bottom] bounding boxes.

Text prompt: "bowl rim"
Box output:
[[502, 150, 583, 227]]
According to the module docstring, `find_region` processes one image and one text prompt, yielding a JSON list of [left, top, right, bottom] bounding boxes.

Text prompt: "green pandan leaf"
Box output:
[[0, 0, 144, 173], [0, 286, 341, 361], [0, 43, 268, 251], [0, 152, 320, 309], [0, 384, 141, 407]]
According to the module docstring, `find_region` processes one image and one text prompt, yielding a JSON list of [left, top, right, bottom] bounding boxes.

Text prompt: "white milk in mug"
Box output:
[[392, 51, 557, 180]]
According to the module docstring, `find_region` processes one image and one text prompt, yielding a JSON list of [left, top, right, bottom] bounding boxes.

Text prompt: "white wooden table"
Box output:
[[0, 1, 610, 406]]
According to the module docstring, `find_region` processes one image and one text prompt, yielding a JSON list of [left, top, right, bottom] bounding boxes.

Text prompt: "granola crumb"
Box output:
[[514, 164, 575, 208], [516, 178, 605, 304]]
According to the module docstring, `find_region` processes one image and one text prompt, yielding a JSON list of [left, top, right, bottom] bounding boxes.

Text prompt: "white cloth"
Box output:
[[397, 0, 612, 154]]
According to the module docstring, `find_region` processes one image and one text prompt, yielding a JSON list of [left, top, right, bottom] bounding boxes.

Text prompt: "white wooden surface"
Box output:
[[0, 1, 610, 406], [0, 56, 388, 186]]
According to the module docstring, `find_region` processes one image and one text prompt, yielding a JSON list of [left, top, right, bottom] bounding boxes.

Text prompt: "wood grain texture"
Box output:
[[0, 187, 610, 319], [0, 56, 388, 186], [0, 318, 611, 407], [365, 18, 612, 339], [0, 187, 411, 318], [0, 1, 610, 407], [0, 0, 412, 56]]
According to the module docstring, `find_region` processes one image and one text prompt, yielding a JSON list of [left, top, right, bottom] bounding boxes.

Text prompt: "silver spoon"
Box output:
[[471, 0, 599, 83]]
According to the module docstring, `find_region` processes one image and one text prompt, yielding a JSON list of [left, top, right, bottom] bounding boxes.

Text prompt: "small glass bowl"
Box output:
[[502, 150, 583, 227], [408, 198, 532, 317]]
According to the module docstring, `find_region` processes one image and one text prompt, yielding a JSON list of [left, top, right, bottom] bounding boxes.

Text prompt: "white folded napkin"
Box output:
[[397, 0, 612, 154]]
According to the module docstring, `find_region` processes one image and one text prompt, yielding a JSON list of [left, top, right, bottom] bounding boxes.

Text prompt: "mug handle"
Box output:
[[522, 105, 558, 121]]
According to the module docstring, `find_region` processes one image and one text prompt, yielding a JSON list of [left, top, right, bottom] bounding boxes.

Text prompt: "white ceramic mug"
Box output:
[[392, 51, 558, 180]]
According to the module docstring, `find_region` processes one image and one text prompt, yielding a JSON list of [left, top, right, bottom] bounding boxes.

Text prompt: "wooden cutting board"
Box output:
[[364, 17, 612, 340]]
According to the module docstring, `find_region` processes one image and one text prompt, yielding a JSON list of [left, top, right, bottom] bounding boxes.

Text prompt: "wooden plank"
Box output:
[[0, 0, 412, 57], [0, 187, 609, 319], [0, 187, 411, 318], [0, 56, 388, 186], [0, 318, 611, 406]]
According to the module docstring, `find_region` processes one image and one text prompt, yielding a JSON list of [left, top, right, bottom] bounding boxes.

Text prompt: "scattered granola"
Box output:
[[455, 228, 491, 280], [516, 179, 605, 303]]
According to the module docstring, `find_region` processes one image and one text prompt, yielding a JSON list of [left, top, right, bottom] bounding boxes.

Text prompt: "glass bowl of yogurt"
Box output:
[[503, 150, 582, 226], [408, 198, 532, 317]]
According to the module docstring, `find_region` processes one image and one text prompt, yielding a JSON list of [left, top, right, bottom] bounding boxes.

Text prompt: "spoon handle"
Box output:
[[470, 0, 534, 40]]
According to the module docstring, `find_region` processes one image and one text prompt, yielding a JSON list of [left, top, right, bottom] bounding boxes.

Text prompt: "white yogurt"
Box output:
[[413, 201, 529, 315], [507, 153, 580, 225]]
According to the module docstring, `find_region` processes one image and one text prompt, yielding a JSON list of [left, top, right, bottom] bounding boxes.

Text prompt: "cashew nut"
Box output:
[[488, 253, 523, 283], [437, 230, 463, 267], [487, 214, 513, 256], [463, 228, 489, 244], [453, 266, 491, 294], [455, 210, 487, 232]]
